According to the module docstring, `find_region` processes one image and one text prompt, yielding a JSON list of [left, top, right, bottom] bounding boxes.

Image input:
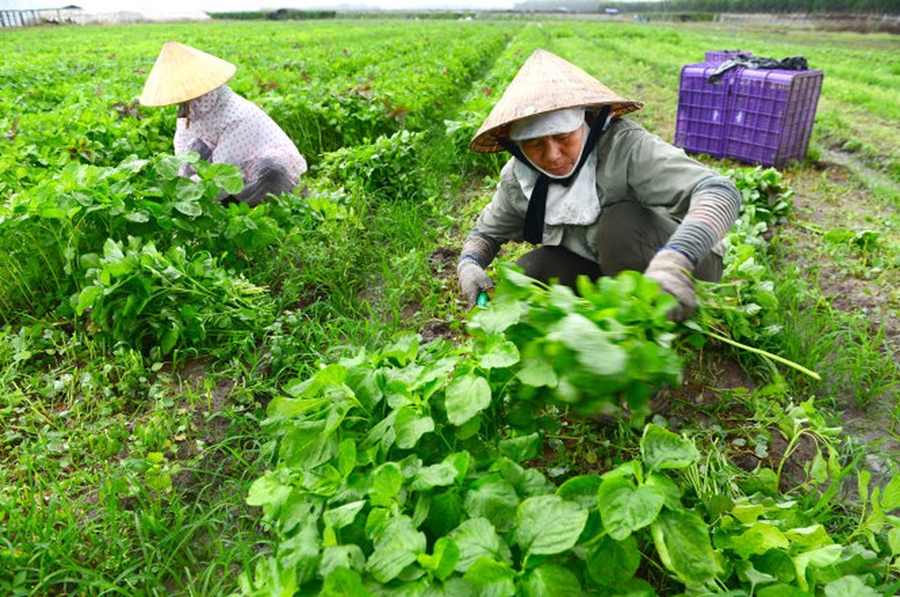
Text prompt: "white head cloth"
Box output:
[[509, 107, 586, 142]]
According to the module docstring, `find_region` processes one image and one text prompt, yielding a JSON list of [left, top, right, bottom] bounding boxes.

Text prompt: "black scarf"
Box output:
[[498, 105, 611, 245]]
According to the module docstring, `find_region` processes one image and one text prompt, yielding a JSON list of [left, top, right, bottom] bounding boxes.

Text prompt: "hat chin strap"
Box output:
[[497, 105, 611, 245]]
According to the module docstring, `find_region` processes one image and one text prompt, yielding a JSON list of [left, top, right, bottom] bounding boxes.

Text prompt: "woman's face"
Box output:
[[518, 124, 585, 177]]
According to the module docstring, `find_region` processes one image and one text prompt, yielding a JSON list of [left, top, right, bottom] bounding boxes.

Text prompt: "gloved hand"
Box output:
[[457, 259, 494, 307], [644, 249, 696, 322]]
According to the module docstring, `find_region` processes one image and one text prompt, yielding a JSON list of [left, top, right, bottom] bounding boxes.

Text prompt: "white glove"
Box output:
[[644, 249, 696, 322], [457, 259, 494, 307]]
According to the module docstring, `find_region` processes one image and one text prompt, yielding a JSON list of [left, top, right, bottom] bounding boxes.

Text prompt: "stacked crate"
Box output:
[[674, 51, 823, 168]]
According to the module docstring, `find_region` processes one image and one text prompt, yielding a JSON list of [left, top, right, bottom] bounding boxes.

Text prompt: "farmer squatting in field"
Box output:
[[140, 41, 307, 207], [457, 49, 742, 322]]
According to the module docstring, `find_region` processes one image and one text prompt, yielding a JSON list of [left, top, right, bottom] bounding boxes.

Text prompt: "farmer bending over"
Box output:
[[140, 41, 307, 207], [457, 49, 741, 322]]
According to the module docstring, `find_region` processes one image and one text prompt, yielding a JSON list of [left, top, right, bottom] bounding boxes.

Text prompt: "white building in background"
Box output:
[[0, 4, 211, 27]]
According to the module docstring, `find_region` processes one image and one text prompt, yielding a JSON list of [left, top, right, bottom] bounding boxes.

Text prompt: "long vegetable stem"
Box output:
[[703, 329, 821, 380]]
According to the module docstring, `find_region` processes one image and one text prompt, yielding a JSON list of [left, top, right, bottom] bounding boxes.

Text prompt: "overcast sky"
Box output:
[[3, 0, 519, 11]]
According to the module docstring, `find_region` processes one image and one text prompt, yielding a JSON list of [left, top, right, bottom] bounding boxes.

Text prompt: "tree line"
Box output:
[[605, 0, 899, 15]]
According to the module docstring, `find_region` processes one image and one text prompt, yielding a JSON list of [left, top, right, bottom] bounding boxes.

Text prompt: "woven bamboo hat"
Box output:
[[139, 41, 236, 107], [470, 49, 643, 153]]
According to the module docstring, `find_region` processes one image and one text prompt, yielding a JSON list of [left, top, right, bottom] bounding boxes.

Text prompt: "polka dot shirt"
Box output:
[[174, 85, 307, 187]]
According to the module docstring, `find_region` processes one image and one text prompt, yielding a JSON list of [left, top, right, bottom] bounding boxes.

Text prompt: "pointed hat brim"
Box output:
[[139, 41, 236, 107], [470, 49, 644, 154]]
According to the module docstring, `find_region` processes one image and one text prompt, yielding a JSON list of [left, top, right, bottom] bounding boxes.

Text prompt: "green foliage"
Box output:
[[0, 149, 355, 354], [317, 130, 430, 202], [73, 237, 271, 356], [468, 266, 683, 420], [696, 167, 793, 349], [243, 321, 895, 595]]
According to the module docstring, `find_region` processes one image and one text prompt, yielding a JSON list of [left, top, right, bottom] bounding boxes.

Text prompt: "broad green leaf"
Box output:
[[284, 363, 347, 399], [366, 515, 426, 583], [783, 524, 829, 549], [498, 432, 541, 463], [641, 424, 700, 471], [731, 502, 766, 524], [174, 177, 205, 202], [792, 544, 842, 592], [513, 494, 588, 556], [395, 406, 435, 449], [650, 509, 718, 585], [417, 536, 459, 580], [39, 207, 69, 218], [449, 518, 512, 572], [279, 422, 337, 469], [411, 460, 461, 491], [557, 475, 602, 511], [520, 563, 582, 597], [734, 560, 778, 591], [858, 470, 871, 504], [603, 578, 658, 597], [338, 438, 356, 478], [381, 332, 420, 367], [888, 527, 900, 557], [156, 155, 183, 179], [547, 313, 628, 377], [585, 534, 640, 587], [369, 462, 403, 507], [757, 584, 807, 597], [173, 200, 202, 217], [463, 476, 519, 533], [516, 357, 558, 387], [319, 545, 366, 577], [461, 557, 516, 597], [123, 211, 150, 223], [212, 164, 245, 194], [101, 238, 132, 276], [281, 492, 324, 535], [477, 336, 520, 369], [598, 476, 666, 541], [446, 373, 491, 426], [645, 473, 683, 510], [752, 549, 796, 584], [449, 452, 471, 480], [494, 457, 553, 498], [881, 476, 900, 511], [412, 355, 458, 389], [266, 396, 330, 418], [320, 566, 373, 597], [468, 297, 522, 335], [324, 501, 366, 530], [823, 575, 882, 597], [117, 155, 148, 174], [278, 525, 320, 585], [730, 522, 790, 559], [160, 324, 179, 355], [74, 284, 103, 315], [246, 471, 292, 510], [439, 577, 478, 597]]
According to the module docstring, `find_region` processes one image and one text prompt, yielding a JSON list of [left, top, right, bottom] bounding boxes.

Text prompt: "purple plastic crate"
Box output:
[[704, 49, 752, 65], [674, 63, 822, 168], [723, 68, 823, 168], [673, 63, 737, 159]]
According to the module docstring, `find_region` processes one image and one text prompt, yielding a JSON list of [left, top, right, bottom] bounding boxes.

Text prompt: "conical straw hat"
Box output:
[[139, 41, 236, 107], [470, 49, 643, 153]]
